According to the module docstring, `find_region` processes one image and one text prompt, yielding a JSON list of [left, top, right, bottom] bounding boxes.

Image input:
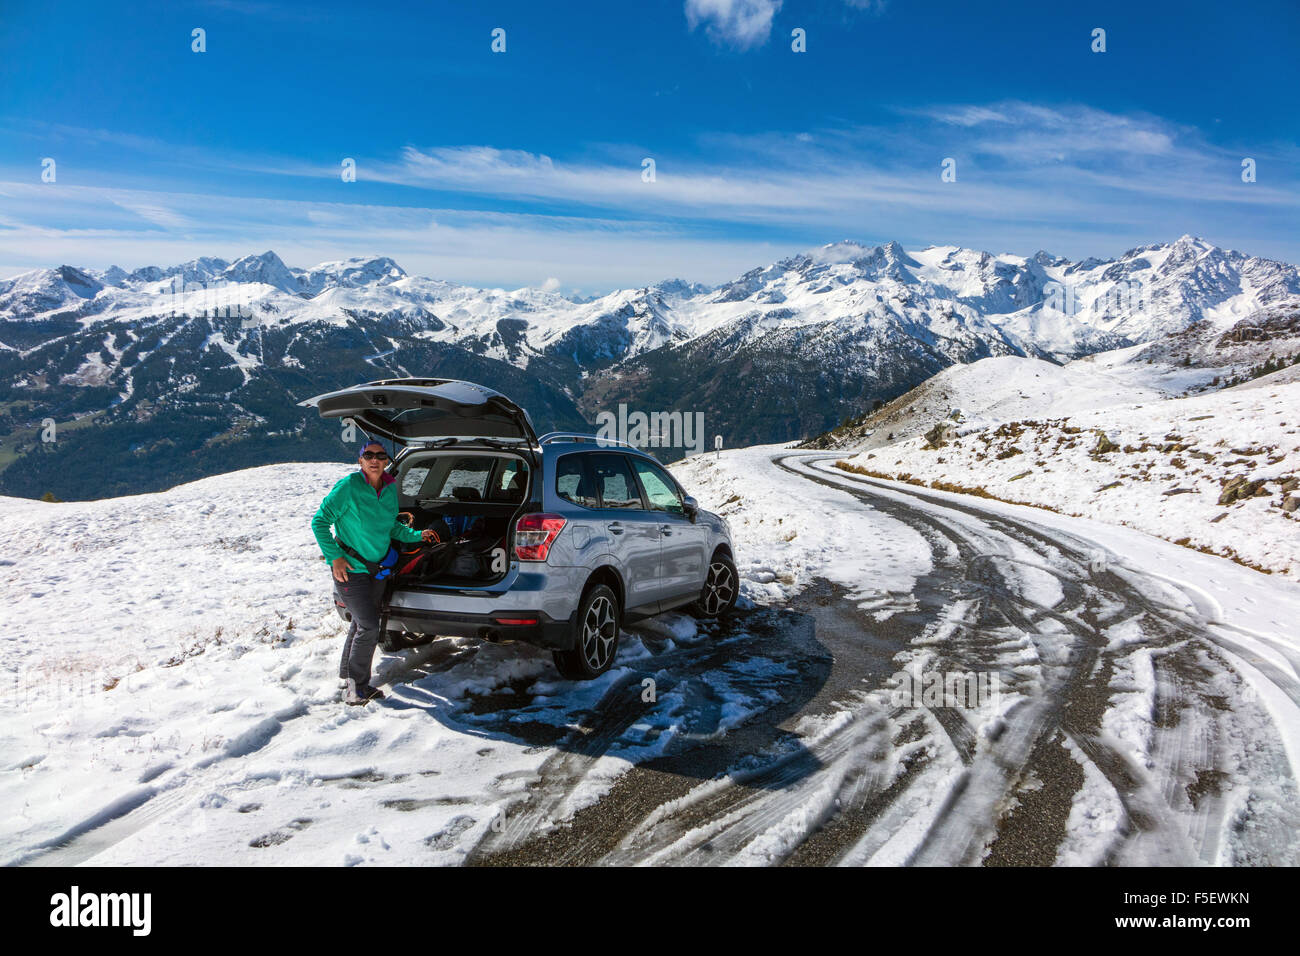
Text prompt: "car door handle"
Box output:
[[660, 525, 673, 536], [608, 522, 624, 535]]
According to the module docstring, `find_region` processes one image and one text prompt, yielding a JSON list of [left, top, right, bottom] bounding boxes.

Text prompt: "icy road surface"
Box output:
[[2, 449, 1298, 865]]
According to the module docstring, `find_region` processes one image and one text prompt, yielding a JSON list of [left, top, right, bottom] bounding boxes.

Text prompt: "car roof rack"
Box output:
[[537, 432, 639, 450]]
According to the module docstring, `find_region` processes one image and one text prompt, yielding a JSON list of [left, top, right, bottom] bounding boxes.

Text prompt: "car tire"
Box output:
[[379, 630, 433, 653], [690, 553, 739, 618], [552, 584, 620, 680]]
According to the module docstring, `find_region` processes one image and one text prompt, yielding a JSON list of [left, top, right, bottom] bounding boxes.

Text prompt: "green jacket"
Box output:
[[312, 471, 423, 574]]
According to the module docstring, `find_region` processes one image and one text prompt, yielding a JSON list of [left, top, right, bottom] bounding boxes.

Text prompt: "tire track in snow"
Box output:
[[795, 458, 1300, 866], [469, 454, 1300, 866], [464, 607, 825, 864]]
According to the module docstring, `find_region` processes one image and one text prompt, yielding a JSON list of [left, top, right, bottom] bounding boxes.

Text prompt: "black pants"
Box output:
[[334, 571, 388, 686]]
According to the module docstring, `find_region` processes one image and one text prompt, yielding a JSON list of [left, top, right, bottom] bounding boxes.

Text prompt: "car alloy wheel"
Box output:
[[701, 561, 736, 616], [581, 594, 617, 672]]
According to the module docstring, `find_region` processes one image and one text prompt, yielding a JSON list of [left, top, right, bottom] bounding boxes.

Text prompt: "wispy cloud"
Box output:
[[911, 102, 1180, 160], [684, 0, 783, 50], [0, 183, 785, 289], [361, 103, 1298, 226], [109, 198, 189, 229], [2, 100, 1297, 286], [684, 0, 885, 49]]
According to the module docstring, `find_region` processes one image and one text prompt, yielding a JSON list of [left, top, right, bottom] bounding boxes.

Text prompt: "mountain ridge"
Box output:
[[3, 236, 1298, 499]]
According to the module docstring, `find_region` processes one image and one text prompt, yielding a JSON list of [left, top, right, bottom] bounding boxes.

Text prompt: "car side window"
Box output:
[[400, 464, 431, 498], [630, 458, 684, 515], [490, 458, 528, 502], [588, 453, 643, 510], [555, 454, 599, 509]]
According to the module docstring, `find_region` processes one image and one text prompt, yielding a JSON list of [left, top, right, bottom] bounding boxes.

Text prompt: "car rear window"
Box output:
[[555, 454, 599, 509], [399, 454, 527, 503], [437, 458, 493, 500], [400, 464, 431, 497]]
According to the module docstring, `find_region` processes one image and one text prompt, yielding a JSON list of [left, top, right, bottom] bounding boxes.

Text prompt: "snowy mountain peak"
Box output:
[[799, 239, 917, 271], [303, 256, 407, 292], [125, 256, 230, 286], [223, 251, 298, 293], [94, 265, 130, 287], [649, 277, 714, 300], [808, 239, 875, 263], [55, 265, 104, 299], [0, 264, 106, 316]]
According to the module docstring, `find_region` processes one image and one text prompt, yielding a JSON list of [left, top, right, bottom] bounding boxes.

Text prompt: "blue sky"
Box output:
[[1, 0, 1297, 291]]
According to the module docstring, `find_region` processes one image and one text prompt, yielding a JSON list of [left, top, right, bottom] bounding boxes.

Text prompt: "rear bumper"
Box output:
[[334, 563, 591, 652], [334, 597, 572, 649], [385, 605, 574, 650]]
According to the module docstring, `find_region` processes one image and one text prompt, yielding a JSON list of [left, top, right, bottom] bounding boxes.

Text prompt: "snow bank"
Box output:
[[669, 443, 932, 605], [840, 374, 1300, 575]]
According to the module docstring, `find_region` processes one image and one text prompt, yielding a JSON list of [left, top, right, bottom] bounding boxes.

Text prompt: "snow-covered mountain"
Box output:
[[0, 251, 708, 379], [666, 235, 1298, 361], [0, 264, 105, 316], [4, 236, 1295, 363], [833, 357, 1300, 576], [2, 237, 1297, 499], [806, 297, 1300, 454]]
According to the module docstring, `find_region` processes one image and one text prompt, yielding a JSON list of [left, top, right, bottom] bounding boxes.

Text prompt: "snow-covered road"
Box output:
[[771, 456, 1300, 865], [3, 448, 1298, 865], [466, 453, 1300, 865]]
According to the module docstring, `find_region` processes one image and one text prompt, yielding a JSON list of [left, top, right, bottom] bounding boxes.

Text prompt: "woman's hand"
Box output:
[[421, 528, 440, 543], [331, 557, 351, 582]]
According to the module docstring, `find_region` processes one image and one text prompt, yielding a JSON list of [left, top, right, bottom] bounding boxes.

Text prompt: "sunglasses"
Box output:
[[360, 451, 389, 461]]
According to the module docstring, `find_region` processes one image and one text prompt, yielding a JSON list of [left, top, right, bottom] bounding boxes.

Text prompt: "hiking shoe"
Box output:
[[343, 679, 385, 705]]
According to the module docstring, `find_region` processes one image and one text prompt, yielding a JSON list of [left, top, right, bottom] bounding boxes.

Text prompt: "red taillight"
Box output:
[[515, 513, 566, 561], [492, 617, 539, 626]]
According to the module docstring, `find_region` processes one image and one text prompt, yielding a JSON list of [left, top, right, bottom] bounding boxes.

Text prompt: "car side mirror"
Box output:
[[683, 495, 699, 522]]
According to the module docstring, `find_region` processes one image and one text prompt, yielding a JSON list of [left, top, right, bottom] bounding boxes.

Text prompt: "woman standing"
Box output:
[[311, 440, 437, 704]]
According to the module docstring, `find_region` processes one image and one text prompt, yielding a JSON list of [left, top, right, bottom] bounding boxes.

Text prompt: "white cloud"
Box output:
[[0, 184, 785, 290], [684, 0, 782, 50], [681, 0, 878, 48], [913, 101, 1179, 159], [399, 145, 557, 181], [3, 100, 1298, 287], [367, 102, 1296, 229], [110, 198, 189, 229], [540, 277, 562, 292]]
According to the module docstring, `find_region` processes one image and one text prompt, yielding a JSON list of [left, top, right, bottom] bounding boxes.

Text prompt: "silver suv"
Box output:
[[302, 378, 738, 679]]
